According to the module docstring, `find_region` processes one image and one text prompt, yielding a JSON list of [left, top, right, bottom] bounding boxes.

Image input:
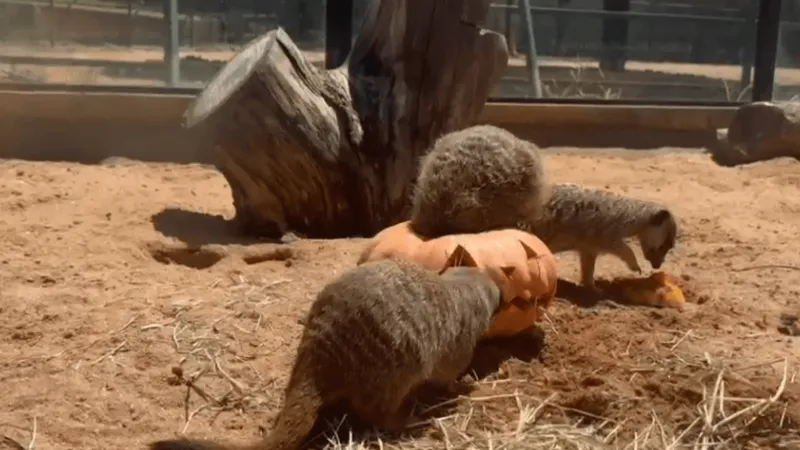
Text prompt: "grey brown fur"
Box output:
[[410, 125, 548, 237], [520, 183, 678, 291], [148, 255, 505, 450]]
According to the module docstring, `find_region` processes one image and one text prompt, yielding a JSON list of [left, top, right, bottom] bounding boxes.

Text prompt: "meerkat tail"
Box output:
[[259, 375, 325, 450], [149, 377, 323, 450]]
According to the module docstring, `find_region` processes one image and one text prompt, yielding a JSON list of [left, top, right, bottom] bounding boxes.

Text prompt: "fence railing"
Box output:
[[0, 0, 790, 103]]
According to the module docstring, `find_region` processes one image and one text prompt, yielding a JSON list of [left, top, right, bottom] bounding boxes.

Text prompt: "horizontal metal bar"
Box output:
[[0, 54, 172, 68], [489, 4, 750, 24], [488, 96, 744, 107], [780, 21, 800, 31], [0, 81, 200, 95], [0, 81, 743, 107], [0, 68, 744, 101], [502, 74, 744, 91]]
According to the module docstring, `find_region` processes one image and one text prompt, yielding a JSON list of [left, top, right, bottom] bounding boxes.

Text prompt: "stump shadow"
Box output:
[[151, 207, 270, 246]]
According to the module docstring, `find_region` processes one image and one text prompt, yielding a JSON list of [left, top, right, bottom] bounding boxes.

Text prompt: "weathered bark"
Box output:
[[710, 101, 800, 167], [183, 0, 508, 239]]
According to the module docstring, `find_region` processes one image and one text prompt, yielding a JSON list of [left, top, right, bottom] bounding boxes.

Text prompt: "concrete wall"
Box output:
[[0, 91, 733, 164]]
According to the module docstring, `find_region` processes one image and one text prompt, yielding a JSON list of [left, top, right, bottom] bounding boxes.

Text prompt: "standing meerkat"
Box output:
[[410, 125, 548, 237], [149, 249, 513, 450], [520, 183, 678, 292]]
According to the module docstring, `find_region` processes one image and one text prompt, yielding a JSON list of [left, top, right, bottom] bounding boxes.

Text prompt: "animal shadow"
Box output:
[[556, 278, 634, 309], [556, 278, 605, 308], [151, 207, 270, 246], [467, 326, 546, 380]]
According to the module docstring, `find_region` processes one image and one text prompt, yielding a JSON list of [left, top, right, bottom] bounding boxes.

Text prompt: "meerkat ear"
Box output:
[[650, 209, 672, 226], [518, 240, 540, 259]]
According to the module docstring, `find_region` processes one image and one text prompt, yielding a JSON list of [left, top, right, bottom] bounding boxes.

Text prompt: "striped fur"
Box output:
[[149, 258, 502, 450], [410, 125, 548, 237], [520, 183, 678, 291]]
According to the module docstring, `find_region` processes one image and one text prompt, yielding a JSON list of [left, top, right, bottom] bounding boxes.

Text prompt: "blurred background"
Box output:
[[0, 0, 797, 103]]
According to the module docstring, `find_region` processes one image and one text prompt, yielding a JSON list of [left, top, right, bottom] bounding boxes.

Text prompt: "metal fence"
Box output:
[[0, 0, 792, 104]]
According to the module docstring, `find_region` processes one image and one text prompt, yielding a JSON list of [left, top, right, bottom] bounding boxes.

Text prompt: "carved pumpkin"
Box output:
[[596, 271, 686, 309], [357, 221, 558, 339]]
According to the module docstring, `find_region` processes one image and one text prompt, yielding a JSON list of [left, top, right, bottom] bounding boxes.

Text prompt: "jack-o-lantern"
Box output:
[[357, 221, 558, 339]]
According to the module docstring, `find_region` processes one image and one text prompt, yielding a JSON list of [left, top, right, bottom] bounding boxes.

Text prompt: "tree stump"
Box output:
[[184, 0, 509, 239], [710, 101, 800, 167]]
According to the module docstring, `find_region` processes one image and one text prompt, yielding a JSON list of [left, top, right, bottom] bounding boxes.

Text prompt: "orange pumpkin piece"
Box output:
[[357, 221, 558, 339], [596, 271, 685, 309]]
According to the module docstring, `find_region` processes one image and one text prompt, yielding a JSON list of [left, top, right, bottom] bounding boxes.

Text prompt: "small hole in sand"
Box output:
[[146, 243, 226, 269]]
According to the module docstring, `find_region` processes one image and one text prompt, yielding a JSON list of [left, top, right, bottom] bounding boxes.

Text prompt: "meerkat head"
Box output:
[[638, 209, 677, 270]]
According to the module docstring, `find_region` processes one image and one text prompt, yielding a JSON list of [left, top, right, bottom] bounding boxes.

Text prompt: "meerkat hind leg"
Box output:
[[350, 380, 420, 433]]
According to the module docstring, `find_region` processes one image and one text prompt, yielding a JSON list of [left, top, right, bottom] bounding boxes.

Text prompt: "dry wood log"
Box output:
[[710, 101, 800, 167], [183, 0, 509, 239]]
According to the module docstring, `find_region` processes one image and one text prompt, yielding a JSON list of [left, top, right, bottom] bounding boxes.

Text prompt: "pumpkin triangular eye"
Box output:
[[440, 244, 478, 274], [519, 240, 539, 259], [499, 266, 516, 277]]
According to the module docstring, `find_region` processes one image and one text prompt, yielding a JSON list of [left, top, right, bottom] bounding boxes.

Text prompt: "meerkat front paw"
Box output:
[[627, 259, 643, 274], [611, 242, 642, 274], [581, 279, 604, 296]]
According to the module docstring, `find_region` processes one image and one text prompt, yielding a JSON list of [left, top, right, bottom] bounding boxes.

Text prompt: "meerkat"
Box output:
[[410, 124, 548, 237], [520, 183, 678, 293], [149, 248, 513, 450]]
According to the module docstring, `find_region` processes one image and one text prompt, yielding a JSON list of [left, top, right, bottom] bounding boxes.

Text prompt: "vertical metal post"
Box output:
[[49, 0, 56, 47], [126, 0, 133, 47], [504, 0, 514, 55], [164, 0, 180, 86], [738, 0, 757, 98], [752, 0, 782, 101], [518, 0, 543, 98], [600, 0, 630, 72], [325, 0, 353, 69]]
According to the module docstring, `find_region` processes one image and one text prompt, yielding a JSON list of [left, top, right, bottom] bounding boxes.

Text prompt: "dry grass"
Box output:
[[163, 346, 794, 450], [543, 65, 622, 100], [53, 270, 791, 450], [720, 79, 752, 103]]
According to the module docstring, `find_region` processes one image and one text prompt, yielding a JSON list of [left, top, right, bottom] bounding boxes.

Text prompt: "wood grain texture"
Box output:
[[179, 0, 508, 239]]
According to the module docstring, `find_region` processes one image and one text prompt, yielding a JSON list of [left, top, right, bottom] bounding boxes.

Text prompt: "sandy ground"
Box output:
[[1, 149, 800, 449]]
